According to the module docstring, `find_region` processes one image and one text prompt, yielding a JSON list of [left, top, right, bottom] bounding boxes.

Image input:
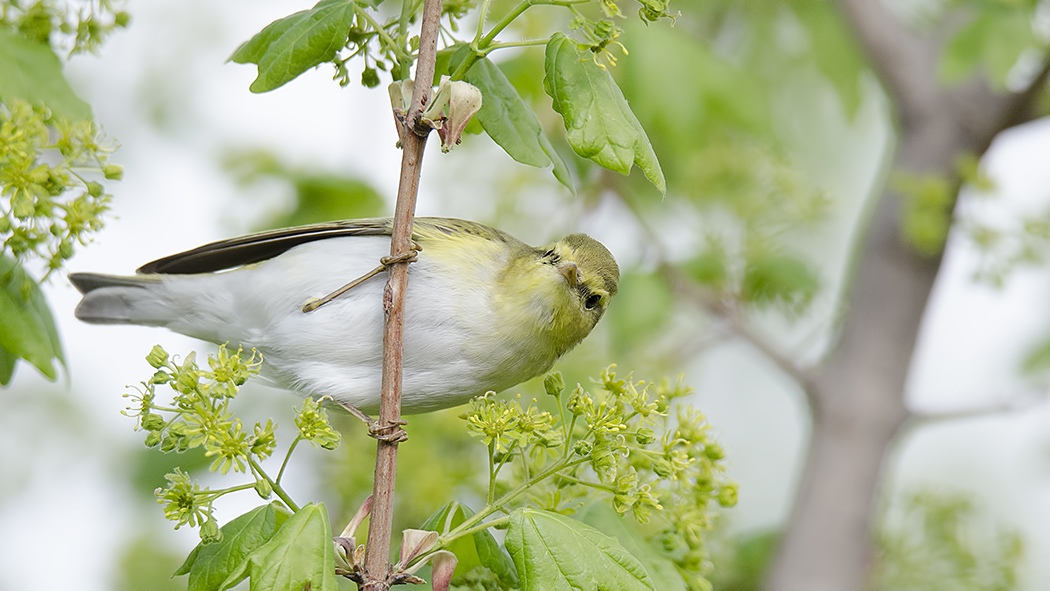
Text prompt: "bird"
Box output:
[[69, 217, 619, 415]]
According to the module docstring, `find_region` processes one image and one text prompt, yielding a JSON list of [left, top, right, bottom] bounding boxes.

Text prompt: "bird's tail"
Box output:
[[69, 272, 169, 325]]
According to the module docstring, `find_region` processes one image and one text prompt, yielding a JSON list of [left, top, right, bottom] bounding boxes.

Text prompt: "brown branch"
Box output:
[[905, 390, 1048, 426], [361, 0, 443, 586], [658, 264, 819, 404]]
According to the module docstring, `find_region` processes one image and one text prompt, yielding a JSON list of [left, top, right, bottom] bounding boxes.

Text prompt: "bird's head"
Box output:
[[535, 233, 619, 351]]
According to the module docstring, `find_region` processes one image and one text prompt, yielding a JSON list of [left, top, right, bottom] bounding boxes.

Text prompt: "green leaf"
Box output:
[[421, 502, 519, 587], [0, 345, 16, 385], [1022, 336, 1050, 373], [0, 29, 91, 120], [0, 256, 63, 382], [230, 0, 356, 93], [940, 10, 1037, 87], [451, 49, 573, 191], [175, 504, 280, 591], [505, 507, 654, 591], [220, 503, 338, 591], [580, 504, 687, 591], [740, 252, 819, 312], [789, 0, 866, 117], [543, 33, 665, 193]]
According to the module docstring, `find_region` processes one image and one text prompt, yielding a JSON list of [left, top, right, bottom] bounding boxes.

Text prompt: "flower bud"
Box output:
[[717, 484, 738, 508], [635, 427, 656, 445], [160, 435, 179, 453], [103, 164, 123, 180], [254, 479, 273, 499], [141, 413, 164, 431], [653, 458, 674, 478], [704, 442, 725, 461], [540, 430, 564, 448], [200, 518, 222, 543], [144, 431, 162, 447], [543, 372, 565, 397], [114, 11, 130, 27], [573, 439, 593, 456], [86, 181, 104, 197], [146, 345, 168, 368]]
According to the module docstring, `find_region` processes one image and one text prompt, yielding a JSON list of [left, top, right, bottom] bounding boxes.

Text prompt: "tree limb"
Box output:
[[833, 0, 937, 125], [659, 264, 819, 405], [906, 390, 1048, 426], [362, 0, 443, 586]]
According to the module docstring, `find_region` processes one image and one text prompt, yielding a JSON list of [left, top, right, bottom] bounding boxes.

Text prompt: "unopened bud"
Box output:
[[544, 372, 565, 397]]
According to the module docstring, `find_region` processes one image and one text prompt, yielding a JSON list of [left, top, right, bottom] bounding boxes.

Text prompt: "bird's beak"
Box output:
[[558, 261, 579, 288]]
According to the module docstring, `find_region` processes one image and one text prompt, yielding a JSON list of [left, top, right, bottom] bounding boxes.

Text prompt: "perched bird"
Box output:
[[70, 218, 619, 415]]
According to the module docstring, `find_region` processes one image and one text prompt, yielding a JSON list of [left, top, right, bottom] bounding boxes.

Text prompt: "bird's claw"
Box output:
[[368, 419, 408, 443], [340, 403, 408, 443], [380, 241, 422, 267]]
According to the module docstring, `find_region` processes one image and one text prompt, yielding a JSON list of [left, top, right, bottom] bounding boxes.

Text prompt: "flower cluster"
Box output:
[[0, 101, 117, 282], [459, 366, 736, 590], [1, 0, 130, 55], [129, 345, 339, 539]]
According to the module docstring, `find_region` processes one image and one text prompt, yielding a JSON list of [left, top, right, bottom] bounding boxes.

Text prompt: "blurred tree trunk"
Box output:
[[766, 2, 1050, 590]]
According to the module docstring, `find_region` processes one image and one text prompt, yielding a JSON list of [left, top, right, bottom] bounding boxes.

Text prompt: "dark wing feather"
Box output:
[[136, 219, 393, 275]]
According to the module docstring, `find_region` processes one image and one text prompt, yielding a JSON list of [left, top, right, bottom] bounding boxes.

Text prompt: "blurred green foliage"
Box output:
[[874, 490, 1024, 591], [225, 150, 386, 227], [709, 490, 1025, 591]]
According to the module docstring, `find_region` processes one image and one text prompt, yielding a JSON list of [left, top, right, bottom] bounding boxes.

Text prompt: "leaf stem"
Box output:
[[356, 4, 412, 65], [276, 434, 302, 485], [484, 38, 550, 51], [248, 456, 300, 512], [439, 456, 589, 545]]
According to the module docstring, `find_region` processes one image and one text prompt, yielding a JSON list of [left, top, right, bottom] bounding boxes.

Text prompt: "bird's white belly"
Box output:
[[163, 237, 508, 413]]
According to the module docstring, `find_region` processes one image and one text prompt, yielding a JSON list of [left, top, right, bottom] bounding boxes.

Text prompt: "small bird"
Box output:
[[70, 218, 619, 415]]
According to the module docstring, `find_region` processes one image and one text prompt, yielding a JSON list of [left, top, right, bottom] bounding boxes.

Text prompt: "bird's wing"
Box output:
[[137, 219, 394, 275]]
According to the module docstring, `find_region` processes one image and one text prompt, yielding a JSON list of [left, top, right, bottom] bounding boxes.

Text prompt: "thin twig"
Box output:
[[361, 0, 443, 586], [659, 264, 818, 399], [905, 390, 1048, 427]]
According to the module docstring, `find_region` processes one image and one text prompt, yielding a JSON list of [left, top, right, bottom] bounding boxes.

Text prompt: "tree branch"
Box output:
[[362, 0, 443, 586], [905, 390, 1048, 426], [658, 264, 819, 404], [833, 0, 938, 125]]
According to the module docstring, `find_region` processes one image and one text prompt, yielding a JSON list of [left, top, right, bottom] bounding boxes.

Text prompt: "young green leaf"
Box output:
[[421, 503, 519, 587], [940, 10, 1037, 88], [230, 0, 356, 93], [543, 33, 665, 193], [0, 256, 63, 381], [220, 503, 338, 591], [0, 30, 92, 120], [175, 504, 281, 591], [505, 507, 655, 591], [451, 50, 573, 191], [580, 504, 687, 591]]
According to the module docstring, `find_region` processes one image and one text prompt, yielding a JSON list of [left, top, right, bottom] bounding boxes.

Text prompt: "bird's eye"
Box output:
[[584, 293, 602, 310]]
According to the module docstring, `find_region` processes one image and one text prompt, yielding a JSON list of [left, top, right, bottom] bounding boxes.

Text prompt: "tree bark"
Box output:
[[766, 3, 1050, 590]]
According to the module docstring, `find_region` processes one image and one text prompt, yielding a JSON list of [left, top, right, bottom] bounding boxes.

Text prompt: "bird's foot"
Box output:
[[380, 240, 422, 267], [340, 403, 409, 443], [301, 241, 422, 313]]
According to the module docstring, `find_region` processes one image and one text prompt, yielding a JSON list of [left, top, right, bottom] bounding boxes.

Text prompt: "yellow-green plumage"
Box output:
[[70, 217, 619, 414]]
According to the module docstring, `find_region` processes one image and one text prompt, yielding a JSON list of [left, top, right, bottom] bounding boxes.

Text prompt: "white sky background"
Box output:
[[3, 0, 1050, 588]]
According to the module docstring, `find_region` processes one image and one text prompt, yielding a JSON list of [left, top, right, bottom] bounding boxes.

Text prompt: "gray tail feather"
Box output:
[[68, 272, 166, 325]]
